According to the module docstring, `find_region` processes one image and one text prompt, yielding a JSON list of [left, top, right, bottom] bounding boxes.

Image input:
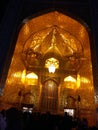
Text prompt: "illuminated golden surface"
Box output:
[[0, 11, 96, 126]]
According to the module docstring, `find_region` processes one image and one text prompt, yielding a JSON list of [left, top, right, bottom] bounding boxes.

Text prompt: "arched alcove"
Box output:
[[0, 11, 96, 126]]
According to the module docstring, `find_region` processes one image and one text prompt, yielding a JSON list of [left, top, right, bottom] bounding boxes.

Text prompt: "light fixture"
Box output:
[[45, 57, 59, 73], [48, 64, 56, 73]]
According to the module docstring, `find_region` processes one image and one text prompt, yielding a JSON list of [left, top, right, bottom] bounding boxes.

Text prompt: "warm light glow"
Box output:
[[81, 77, 90, 83], [77, 74, 80, 88], [26, 73, 38, 79], [26, 72, 38, 85], [2, 11, 95, 122], [48, 80, 55, 87], [45, 57, 59, 73], [48, 64, 56, 73], [64, 76, 76, 82], [64, 76, 76, 89], [21, 69, 26, 83], [13, 71, 22, 78]]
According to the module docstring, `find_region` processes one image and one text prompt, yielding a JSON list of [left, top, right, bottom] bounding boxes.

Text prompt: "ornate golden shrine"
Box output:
[[0, 11, 96, 126]]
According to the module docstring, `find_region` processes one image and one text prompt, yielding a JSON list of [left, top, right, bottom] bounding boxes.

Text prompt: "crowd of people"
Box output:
[[0, 107, 97, 130]]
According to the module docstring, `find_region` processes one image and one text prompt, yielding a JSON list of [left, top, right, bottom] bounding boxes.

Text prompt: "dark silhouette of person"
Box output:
[[58, 112, 73, 130], [0, 111, 7, 130], [6, 107, 24, 130]]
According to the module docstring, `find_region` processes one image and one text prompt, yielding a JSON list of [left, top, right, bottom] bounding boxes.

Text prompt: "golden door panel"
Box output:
[[40, 79, 58, 114]]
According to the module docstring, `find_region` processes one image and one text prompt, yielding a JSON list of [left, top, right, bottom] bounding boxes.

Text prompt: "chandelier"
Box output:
[[45, 57, 59, 73]]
